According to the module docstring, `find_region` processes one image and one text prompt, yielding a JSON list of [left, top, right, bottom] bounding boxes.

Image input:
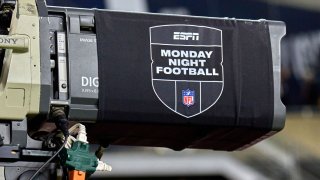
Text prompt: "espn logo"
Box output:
[[173, 32, 199, 41]]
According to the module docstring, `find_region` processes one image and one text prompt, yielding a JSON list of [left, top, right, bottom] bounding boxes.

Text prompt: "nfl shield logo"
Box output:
[[182, 89, 195, 107]]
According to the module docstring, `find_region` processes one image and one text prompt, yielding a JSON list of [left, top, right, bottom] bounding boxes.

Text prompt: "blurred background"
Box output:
[[47, 0, 320, 179]]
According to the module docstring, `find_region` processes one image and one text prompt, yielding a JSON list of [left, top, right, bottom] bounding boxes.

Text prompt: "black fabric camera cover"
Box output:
[[91, 10, 277, 151]]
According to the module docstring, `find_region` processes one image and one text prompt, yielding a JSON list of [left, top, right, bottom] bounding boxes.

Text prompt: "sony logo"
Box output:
[[173, 32, 199, 41], [0, 38, 18, 44], [82, 76, 99, 87], [80, 38, 96, 43]]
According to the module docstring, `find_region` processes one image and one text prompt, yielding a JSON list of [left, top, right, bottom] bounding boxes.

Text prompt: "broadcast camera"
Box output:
[[0, 0, 286, 179]]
